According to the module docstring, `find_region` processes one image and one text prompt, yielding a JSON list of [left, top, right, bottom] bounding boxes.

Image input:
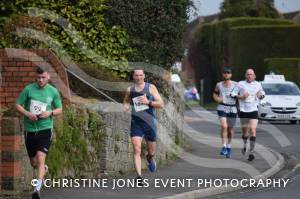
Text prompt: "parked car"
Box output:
[[258, 74, 300, 124]]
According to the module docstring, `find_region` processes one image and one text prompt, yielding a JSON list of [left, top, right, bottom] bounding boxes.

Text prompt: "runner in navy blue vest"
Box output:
[[123, 68, 163, 183]]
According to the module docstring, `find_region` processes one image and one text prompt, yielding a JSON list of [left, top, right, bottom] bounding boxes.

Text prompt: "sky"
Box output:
[[189, 0, 300, 20]]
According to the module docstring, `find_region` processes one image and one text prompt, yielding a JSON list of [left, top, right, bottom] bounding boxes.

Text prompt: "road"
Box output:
[[16, 107, 300, 199], [202, 115, 300, 199]]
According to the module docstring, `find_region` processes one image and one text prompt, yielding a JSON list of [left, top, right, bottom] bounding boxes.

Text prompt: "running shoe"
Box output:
[[220, 147, 228, 155], [147, 157, 157, 172], [226, 148, 231, 158], [248, 152, 255, 161], [241, 147, 247, 155], [32, 191, 40, 199]]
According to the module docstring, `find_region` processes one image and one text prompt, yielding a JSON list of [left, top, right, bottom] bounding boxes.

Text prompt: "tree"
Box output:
[[105, 0, 192, 69], [219, 0, 279, 19]]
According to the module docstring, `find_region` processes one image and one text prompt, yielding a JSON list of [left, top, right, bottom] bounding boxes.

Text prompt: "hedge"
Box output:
[[188, 17, 294, 103], [229, 25, 300, 80], [199, 17, 294, 80], [264, 58, 300, 85]]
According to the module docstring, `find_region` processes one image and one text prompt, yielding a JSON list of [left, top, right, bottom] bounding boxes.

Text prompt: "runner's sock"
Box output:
[[250, 136, 256, 152], [223, 143, 227, 147], [227, 144, 231, 148], [34, 179, 43, 192]]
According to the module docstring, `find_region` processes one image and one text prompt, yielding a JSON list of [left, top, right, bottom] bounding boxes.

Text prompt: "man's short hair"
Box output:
[[130, 67, 144, 80], [36, 65, 49, 74]]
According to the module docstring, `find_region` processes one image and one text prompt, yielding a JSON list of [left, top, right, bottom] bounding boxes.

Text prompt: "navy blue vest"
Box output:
[[129, 83, 156, 123]]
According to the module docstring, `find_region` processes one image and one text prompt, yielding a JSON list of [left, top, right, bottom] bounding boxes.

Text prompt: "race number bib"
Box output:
[[245, 93, 255, 103], [132, 96, 149, 112], [223, 91, 235, 104], [30, 100, 47, 115]]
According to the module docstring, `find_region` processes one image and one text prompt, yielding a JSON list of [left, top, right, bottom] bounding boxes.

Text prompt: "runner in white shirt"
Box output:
[[213, 68, 237, 158], [231, 69, 265, 161]]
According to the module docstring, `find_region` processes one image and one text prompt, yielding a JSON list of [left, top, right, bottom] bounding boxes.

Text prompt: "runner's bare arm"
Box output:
[[212, 84, 222, 103], [234, 84, 248, 99], [149, 84, 164, 109], [39, 108, 62, 119], [123, 86, 131, 112], [51, 108, 62, 116], [15, 104, 38, 121]]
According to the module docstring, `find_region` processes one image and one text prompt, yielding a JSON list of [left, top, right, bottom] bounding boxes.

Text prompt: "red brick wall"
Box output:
[[0, 117, 23, 192], [0, 48, 71, 107]]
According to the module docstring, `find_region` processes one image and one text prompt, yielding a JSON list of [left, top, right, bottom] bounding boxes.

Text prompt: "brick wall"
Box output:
[[0, 48, 71, 107], [0, 117, 32, 195]]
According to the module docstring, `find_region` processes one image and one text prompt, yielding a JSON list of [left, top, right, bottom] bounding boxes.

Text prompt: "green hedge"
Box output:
[[189, 17, 294, 103], [229, 25, 300, 80], [264, 58, 300, 85], [201, 17, 294, 78]]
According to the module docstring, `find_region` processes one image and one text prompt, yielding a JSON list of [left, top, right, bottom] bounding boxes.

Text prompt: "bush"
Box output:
[[219, 0, 279, 19], [229, 25, 300, 80], [198, 17, 294, 80], [47, 105, 105, 177]]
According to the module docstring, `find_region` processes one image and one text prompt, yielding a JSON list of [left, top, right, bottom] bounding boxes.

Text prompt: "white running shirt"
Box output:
[[231, 80, 265, 112], [215, 81, 238, 113]]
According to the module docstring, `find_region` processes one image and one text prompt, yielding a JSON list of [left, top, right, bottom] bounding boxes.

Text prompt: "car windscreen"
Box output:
[[262, 83, 300, 95]]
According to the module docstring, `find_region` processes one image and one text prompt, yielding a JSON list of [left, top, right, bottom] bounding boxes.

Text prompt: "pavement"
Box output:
[[18, 107, 287, 199]]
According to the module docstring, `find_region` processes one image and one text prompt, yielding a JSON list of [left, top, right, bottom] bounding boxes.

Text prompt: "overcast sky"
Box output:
[[189, 0, 300, 20]]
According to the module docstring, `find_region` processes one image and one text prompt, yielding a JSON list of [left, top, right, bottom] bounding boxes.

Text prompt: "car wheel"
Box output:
[[290, 120, 297, 124]]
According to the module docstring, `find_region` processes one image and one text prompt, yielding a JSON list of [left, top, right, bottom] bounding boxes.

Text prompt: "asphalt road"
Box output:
[[16, 107, 299, 199], [202, 115, 300, 199]]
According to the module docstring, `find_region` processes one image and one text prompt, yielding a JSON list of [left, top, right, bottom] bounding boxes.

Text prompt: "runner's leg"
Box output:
[[227, 127, 234, 147], [220, 117, 228, 147], [146, 140, 156, 157], [33, 151, 46, 193], [220, 117, 228, 155], [131, 136, 143, 176], [241, 117, 249, 154], [249, 118, 258, 152]]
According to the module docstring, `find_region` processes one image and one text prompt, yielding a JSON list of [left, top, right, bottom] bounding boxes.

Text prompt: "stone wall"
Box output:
[[68, 92, 184, 176], [0, 88, 184, 195]]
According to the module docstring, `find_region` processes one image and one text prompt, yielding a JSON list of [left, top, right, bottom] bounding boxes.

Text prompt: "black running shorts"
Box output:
[[239, 111, 258, 119], [24, 129, 53, 158]]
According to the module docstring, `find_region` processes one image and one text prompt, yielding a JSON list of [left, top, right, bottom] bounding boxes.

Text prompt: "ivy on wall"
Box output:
[[0, 0, 132, 74]]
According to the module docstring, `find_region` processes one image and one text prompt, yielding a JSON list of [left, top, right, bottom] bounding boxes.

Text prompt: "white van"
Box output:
[[258, 74, 300, 124]]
